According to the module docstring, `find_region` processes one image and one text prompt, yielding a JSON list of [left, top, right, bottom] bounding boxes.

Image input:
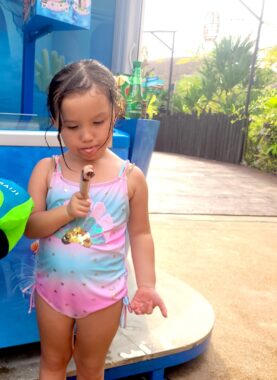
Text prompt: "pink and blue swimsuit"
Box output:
[[34, 156, 129, 321]]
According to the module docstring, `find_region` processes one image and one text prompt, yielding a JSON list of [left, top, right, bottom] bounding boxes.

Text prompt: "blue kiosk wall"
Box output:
[[0, 0, 116, 115], [116, 118, 160, 175]]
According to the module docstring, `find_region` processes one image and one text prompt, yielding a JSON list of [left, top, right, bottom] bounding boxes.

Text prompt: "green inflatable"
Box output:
[[0, 179, 33, 259]]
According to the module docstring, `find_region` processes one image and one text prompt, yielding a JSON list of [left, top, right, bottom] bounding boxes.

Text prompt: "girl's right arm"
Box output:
[[24, 158, 73, 239], [25, 158, 91, 239]]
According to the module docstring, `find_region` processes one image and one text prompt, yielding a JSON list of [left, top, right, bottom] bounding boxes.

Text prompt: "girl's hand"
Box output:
[[129, 287, 168, 318], [66, 192, 91, 219]]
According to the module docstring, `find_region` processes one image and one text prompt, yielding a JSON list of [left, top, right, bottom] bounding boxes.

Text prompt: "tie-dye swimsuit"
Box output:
[[34, 156, 130, 321]]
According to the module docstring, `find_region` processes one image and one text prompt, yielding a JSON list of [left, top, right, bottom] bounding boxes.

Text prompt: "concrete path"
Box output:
[[148, 152, 277, 216], [147, 153, 277, 380], [1, 152, 275, 380]]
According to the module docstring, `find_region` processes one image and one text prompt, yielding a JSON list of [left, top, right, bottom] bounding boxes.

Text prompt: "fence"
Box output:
[[155, 113, 245, 164]]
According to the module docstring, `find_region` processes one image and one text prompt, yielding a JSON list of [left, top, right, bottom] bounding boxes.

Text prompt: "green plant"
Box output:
[[35, 49, 65, 92], [263, 45, 277, 72], [173, 76, 204, 114], [173, 37, 277, 120], [245, 89, 277, 173], [200, 36, 254, 114]]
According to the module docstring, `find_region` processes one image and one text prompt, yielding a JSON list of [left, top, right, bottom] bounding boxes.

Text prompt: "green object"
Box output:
[[0, 179, 34, 259], [35, 49, 65, 93], [115, 75, 130, 100], [125, 61, 143, 119], [0, 190, 3, 207]]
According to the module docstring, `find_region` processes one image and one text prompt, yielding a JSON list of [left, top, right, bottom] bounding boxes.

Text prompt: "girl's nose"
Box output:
[[80, 127, 94, 141]]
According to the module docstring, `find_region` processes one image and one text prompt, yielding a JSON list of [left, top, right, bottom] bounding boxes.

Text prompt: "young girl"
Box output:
[[25, 59, 167, 380]]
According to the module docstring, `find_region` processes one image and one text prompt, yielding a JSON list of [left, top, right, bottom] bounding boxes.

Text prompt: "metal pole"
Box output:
[[166, 31, 176, 115], [240, 0, 265, 161], [144, 30, 176, 115]]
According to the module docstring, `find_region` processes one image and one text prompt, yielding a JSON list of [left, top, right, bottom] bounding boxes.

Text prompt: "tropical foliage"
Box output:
[[245, 89, 277, 173], [173, 37, 273, 115], [171, 38, 277, 172]]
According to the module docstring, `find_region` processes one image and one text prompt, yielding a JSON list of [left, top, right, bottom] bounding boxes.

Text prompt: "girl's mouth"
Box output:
[[81, 146, 99, 154]]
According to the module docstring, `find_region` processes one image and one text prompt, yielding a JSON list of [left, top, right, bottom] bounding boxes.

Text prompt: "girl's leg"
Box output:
[[35, 293, 75, 380], [73, 300, 122, 380]]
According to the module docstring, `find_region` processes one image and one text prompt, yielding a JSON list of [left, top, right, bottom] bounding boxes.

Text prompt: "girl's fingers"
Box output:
[[157, 300, 168, 318], [131, 300, 154, 315], [146, 303, 153, 314]]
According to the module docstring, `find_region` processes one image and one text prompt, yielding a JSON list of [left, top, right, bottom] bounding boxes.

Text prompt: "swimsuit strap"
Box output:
[[118, 160, 135, 178], [120, 296, 130, 328], [52, 157, 133, 180], [52, 155, 62, 174], [118, 160, 129, 177], [48, 155, 63, 189]]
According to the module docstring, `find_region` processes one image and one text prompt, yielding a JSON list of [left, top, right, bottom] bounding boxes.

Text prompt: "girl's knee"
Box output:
[[75, 356, 104, 380], [41, 350, 72, 372]]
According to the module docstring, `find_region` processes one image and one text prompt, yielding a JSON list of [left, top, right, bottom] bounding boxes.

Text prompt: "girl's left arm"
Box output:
[[128, 167, 167, 318]]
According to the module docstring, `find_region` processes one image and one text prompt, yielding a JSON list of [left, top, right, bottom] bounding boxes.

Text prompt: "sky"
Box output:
[[140, 0, 277, 60]]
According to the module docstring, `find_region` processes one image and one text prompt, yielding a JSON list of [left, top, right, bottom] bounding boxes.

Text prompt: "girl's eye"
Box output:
[[93, 121, 104, 126], [66, 125, 78, 129]]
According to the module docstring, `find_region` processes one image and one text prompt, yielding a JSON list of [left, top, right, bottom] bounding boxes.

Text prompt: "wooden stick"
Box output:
[[80, 165, 95, 197]]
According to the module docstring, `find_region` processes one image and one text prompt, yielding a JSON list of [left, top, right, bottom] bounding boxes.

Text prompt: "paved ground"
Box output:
[[147, 152, 277, 380], [148, 153, 277, 216], [1, 152, 276, 380]]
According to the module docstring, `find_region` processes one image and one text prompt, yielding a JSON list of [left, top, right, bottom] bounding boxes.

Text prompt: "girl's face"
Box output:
[[58, 89, 114, 163]]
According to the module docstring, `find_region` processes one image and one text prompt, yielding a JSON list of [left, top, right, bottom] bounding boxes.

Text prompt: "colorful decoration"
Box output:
[[115, 68, 164, 120], [40, 0, 70, 13], [0, 179, 33, 259], [23, 0, 92, 31]]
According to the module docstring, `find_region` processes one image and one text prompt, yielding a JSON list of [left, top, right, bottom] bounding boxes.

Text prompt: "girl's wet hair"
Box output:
[[47, 59, 119, 164]]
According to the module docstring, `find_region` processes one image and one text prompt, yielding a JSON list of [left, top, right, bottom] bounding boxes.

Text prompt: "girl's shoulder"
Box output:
[[126, 163, 147, 200], [104, 149, 127, 175], [107, 151, 140, 178], [33, 156, 55, 173], [31, 156, 56, 185]]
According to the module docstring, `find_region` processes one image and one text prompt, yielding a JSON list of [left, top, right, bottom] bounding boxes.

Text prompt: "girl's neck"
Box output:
[[62, 151, 108, 171], [59, 149, 122, 184]]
